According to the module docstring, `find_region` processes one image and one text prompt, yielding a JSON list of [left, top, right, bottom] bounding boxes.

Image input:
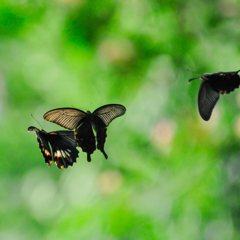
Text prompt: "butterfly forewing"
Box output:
[[93, 104, 126, 126], [37, 132, 53, 166], [43, 108, 87, 130], [198, 81, 219, 121], [28, 127, 53, 166]]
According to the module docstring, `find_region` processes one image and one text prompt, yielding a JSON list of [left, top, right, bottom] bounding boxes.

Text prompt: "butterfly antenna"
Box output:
[[31, 114, 43, 129], [187, 68, 201, 75], [187, 69, 201, 84]]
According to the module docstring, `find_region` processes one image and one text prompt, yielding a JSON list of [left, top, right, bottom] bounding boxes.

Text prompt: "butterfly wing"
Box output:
[[75, 119, 96, 162], [47, 131, 79, 169], [92, 116, 108, 159], [198, 80, 219, 121], [91, 104, 126, 158], [93, 104, 126, 127], [28, 126, 79, 169], [28, 126, 55, 167], [43, 108, 87, 130]]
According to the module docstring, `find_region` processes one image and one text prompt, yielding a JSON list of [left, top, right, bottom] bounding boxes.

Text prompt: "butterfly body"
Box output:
[[28, 126, 79, 169], [199, 71, 240, 94], [188, 70, 240, 121], [43, 104, 126, 162]]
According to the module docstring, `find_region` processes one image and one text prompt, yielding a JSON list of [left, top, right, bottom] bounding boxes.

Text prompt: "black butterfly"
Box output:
[[28, 126, 79, 169], [188, 70, 240, 121], [43, 104, 126, 162]]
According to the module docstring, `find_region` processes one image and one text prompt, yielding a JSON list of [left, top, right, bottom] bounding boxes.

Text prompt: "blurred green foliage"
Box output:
[[0, 0, 240, 239]]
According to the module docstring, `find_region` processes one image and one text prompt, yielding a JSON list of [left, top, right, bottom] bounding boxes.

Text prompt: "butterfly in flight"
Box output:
[[28, 126, 79, 169], [188, 70, 240, 121], [43, 104, 126, 162]]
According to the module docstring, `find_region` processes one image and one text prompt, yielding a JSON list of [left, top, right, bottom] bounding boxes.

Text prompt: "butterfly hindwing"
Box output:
[[47, 131, 79, 169], [28, 126, 79, 169], [75, 119, 96, 162], [92, 115, 108, 159], [36, 130, 53, 167]]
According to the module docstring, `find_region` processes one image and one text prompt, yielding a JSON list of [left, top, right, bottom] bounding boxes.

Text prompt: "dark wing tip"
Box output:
[[121, 106, 127, 114], [200, 112, 211, 121], [28, 126, 34, 132], [115, 104, 126, 116], [28, 126, 39, 132]]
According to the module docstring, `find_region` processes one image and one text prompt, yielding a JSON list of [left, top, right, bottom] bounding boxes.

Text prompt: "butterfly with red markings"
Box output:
[[28, 126, 79, 169], [43, 104, 126, 162], [188, 70, 240, 121]]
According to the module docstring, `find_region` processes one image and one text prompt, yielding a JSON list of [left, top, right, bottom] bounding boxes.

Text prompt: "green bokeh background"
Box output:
[[1, 0, 240, 239]]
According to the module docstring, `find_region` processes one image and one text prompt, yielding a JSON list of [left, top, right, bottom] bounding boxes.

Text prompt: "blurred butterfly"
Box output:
[[28, 126, 79, 169], [188, 70, 240, 121], [43, 104, 126, 162]]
